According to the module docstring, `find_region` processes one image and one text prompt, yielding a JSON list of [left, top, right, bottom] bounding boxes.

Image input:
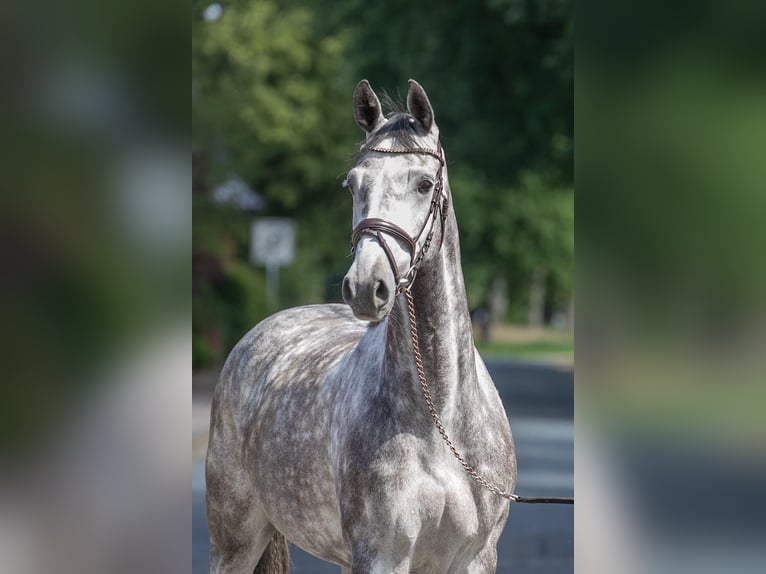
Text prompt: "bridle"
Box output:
[[348, 140, 573, 506], [350, 142, 448, 294]]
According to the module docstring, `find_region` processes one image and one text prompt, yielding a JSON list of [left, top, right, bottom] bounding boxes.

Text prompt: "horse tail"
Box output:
[[254, 531, 290, 574]]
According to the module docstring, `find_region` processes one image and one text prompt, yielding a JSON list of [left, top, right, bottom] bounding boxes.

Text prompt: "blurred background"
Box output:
[[1, 1, 189, 573], [578, 1, 766, 573]]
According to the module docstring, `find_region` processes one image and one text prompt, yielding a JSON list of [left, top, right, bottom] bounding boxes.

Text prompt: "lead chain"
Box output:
[[403, 289, 518, 502]]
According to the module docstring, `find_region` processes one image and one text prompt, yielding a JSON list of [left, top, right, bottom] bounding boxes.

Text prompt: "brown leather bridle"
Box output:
[[350, 142, 449, 294]]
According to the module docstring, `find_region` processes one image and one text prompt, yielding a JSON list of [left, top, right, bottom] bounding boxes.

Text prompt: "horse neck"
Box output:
[[384, 203, 479, 417]]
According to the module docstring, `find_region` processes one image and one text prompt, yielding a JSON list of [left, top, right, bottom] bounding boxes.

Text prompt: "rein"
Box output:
[[352, 142, 573, 506]]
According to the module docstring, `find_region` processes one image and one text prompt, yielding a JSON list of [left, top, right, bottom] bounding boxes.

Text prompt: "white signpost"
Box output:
[[250, 218, 296, 309]]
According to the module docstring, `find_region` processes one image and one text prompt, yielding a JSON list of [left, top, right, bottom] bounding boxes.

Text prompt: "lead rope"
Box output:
[[404, 289, 574, 505]]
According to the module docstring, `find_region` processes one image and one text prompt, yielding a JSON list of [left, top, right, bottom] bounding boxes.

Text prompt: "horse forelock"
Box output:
[[355, 113, 434, 163]]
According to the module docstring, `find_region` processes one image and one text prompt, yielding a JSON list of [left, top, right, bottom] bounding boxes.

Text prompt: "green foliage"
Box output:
[[334, 0, 572, 181], [192, 0, 573, 367], [193, 0, 353, 210], [218, 259, 268, 345], [193, 0, 359, 366], [327, 0, 573, 316], [192, 257, 268, 368], [453, 168, 573, 315]]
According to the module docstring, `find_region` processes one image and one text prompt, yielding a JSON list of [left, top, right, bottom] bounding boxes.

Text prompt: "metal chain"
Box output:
[[404, 289, 519, 502]]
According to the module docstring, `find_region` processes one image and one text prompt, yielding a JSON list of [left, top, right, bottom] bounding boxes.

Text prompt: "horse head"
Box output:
[[342, 79, 448, 322]]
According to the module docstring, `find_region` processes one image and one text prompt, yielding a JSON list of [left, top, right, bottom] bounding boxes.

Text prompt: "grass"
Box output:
[[474, 324, 574, 365]]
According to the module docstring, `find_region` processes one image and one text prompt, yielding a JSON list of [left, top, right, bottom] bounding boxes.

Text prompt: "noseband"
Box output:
[[350, 142, 449, 293]]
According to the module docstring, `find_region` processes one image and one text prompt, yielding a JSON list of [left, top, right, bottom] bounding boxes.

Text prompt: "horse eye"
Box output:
[[418, 180, 434, 194], [342, 177, 354, 195]]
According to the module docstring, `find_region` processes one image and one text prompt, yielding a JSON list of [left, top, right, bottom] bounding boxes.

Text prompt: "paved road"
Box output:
[[193, 359, 573, 573]]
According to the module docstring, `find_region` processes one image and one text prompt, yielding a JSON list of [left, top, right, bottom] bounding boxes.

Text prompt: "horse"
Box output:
[[206, 79, 516, 574]]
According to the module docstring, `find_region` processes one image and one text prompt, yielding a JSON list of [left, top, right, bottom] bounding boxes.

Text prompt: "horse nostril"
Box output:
[[374, 280, 389, 307], [341, 276, 353, 304]]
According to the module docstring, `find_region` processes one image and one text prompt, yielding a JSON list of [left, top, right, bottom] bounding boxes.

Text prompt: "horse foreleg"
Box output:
[[460, 523, 505, 574], [208, 517, 276, 574], [206, 469, 277, 574], [350, 557, 412, 574], [206, 412, 281, 573], [463, 545, 498, 574], [347, 541, 413, 574]]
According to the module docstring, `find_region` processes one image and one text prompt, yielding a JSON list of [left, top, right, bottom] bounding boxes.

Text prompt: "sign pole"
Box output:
[[266, 262, 279, 311], [250, 217, 295, 312]]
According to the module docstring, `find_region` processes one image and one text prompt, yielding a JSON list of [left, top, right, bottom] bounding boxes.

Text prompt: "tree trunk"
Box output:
[[528, 267, 547, 327], [487, 274, 508, 324]]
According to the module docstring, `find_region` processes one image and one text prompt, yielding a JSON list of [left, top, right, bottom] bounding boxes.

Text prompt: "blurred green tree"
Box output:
[[192, 0, 356, 365], [192, 0, 573, 367], [323, 0, 573, 321]]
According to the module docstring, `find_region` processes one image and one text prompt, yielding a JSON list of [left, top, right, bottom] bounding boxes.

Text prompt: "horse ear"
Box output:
[[407, 79, 434, 133], [353, 80, 384, 134]]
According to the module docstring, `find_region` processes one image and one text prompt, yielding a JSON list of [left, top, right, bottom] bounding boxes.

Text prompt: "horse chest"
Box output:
[[337, 420, 494, 536]]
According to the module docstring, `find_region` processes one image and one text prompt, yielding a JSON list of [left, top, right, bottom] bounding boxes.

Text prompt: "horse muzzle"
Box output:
[[342, 252, 396, 322]]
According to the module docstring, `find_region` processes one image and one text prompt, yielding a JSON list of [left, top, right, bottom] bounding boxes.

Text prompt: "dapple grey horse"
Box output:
[[206, 80, 516, 573]]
